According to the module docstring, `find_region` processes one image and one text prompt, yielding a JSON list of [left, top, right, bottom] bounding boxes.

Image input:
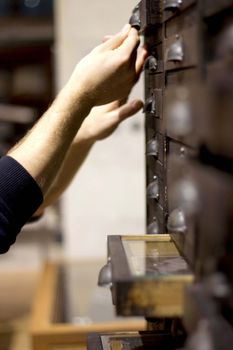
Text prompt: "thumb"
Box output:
[[118, 100, 143, 121], [99, 24, 131, 51]]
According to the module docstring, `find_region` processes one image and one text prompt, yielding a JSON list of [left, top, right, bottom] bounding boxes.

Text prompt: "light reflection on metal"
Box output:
[[146, 138, 159, 157], [166, 35, 184, 62], [98, 258, 112, 288], [147, 218, 159, 234], [164, 0, 182, 11], [147, 177, 159, 201], [167, 208, 187, 233]]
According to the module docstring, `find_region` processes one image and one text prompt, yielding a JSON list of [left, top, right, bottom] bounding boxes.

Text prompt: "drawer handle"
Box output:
[[129, 3, 141, 30], [166, 36, 184, 62], [147, 218, 159, 234], [144, 94, 157, 115], [164, 0, 182, 11], [146, 138, 159, 158], [98, 258, 112, 288], [144, 55, 158, 73], [147, 176, 159, 201], [167, 208, 187, 233]]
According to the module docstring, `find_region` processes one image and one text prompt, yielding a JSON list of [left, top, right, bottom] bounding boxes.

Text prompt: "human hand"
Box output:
[[75, 99, 143, 143], [66, 25, 147, 107]]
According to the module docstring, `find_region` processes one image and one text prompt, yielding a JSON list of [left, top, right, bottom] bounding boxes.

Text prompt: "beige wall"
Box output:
[[55, 0, 145, 260]]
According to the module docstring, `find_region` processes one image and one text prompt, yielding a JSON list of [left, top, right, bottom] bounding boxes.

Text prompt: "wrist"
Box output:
[[59, 80, 94, 117]]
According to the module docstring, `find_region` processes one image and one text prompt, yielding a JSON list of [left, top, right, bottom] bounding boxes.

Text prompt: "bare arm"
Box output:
[[8, 26, 144, 196], [34, 99, 143, 215]]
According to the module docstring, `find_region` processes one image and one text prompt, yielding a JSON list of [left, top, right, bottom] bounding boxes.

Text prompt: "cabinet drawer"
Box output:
[[166, 68, 199, 85], [164, 26, 198, 71], [191, 164, 233, 276], [107, 235, 193, 317], [164, 85, 202, 147]]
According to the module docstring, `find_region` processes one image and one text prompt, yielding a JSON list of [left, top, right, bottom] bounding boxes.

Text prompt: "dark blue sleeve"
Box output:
[[0, 156, 43, 253]]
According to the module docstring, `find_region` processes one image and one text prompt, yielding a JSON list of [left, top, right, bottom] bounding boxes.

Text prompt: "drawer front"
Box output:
[[164, 26, 198, 71], [165, 5, 197, 36], [164, 85, 201, 147], [191, 165, 233, 277], [166, 68, 199, 86], [168, 139, 198, 160], [163, 0, 196, 22]]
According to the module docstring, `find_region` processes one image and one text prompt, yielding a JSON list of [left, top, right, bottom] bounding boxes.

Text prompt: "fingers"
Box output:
[[99, 24, 131, 51], [118, 28, 140, 57], [102, 35, 112, 43], [118, 100, 143, 121], [135, 46, 148, 75]]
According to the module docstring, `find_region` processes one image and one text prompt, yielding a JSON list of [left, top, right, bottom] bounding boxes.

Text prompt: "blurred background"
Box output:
[[0, 0, 145, 349]]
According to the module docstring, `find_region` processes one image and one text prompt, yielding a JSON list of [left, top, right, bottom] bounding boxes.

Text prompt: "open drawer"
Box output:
[[105, 235, 194, 318]]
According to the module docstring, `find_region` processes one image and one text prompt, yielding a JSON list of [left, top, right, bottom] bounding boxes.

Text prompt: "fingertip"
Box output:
[[131, 100, 143, 110]]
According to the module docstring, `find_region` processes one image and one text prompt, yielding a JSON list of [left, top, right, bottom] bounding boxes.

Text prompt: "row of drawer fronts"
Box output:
[[145, 79, 233, 156], [144, 27, 198, 73], [167, 159, 233, 274], [130, 0, 232, 36], [144, 10, 233, 73]]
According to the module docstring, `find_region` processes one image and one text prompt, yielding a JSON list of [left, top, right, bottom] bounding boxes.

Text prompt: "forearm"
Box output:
[[35, 135, 94, 214], [8, 84, 92, 195]]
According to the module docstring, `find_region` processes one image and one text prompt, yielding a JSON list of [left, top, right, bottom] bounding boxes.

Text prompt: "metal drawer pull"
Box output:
[[98, 258, 112, 288], [166, 36, 184, 62], [146, 138, 159, 157], [129, 3, 141, 30], [147, 176, 159, 200], [144, 94, 156, 115], [144, 55, 158, 73], [167, 208, 187, 233], [164, 0, 182, 11], [147, 218, 159, 234]]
